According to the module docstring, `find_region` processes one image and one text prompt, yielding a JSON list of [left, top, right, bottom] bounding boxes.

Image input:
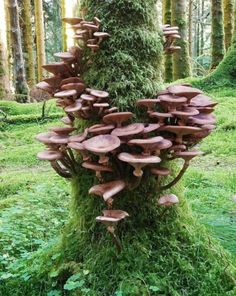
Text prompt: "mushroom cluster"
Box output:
[[162, 24, 181, 54], [36, 17, 217, 251]]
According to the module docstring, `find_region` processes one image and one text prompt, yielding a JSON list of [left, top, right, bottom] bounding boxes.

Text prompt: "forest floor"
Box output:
[[0, 87, 235, 279]]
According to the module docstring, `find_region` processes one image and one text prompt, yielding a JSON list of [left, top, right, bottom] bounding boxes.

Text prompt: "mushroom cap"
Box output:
[[82, 23, 99, 31], [103, 112, 133, 126], [36, 81, 52, 93], [189, 113, 216, 125], [68, 142, 85, 151], [80, 94, 97, 102], [159, 94, 187, 105], [43, 76, 62, 88], [82, 161, 113, 172], [61, 82, 85, 93], [158, 194, 179, 206], [168, 85, 203, 100], [163, 125, 202, 136], [87, 44, 100, 50], [169, 144, 186, 152], [49, 127, 76, 135], [151, 167, 170, 176], [50, 134, 70, 144], [128, 136, 164, 151], [89, 180, 126, 201], [118, 153, 161, 165], [62, 17, 83, 25], [54, 89, 77, 98], [69, 129, 88, 142], [64, 100, 82, 112], [54, 52, 75, 61], [36, 132, 55, 144], [190, 94, 218, 108], [111, 123, 144, 138], [93, 103, 110, 108], [172, 107, 199, 118], [60, 77, 84, 86], [93, 32, 110, 38], [149, 112, 173, 119], [96, 209, 129, 225], [142, 124, 161, 134], [89, 89, 109, 99], [154, 139, 173, 150], [175, 150, 203, 161], [88, 124, 115, 135], [137, 99, 160, 108], [61, 116, 74, 126], [37, 150, 63, 161], [42, 62, 67, 75], [83, 134, 121, 154]]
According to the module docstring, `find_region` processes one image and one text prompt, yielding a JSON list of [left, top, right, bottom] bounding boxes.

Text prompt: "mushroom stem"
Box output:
[[107, 226, 122, 253], [63, 151, 78, 173], [160, 161, 189, 190], [128, 175, 142, 190], [159, 207, 169, 219], [50, 161, 72, 178]]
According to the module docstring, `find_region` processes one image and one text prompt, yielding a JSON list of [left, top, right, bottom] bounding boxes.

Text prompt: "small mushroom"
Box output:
[[54, 89, 77, 98], [190, 94, 218, 108], [163, 125, 202, 144], [168, 85, 203, 100], [37, 150, 63, 161], [96, 210, 129, 226], [118, 153, 161, 177], [69, 129, 88, 143], [68, 142, 90, 161], [111, 123, 144, 139], [189, 113, 216, 126], [82, 161, 113, 179], [172, 107, 199, 125], [137, 99, 160, 112], [83, 134, 121, 164], [49, 127, 76, 136], [159, 94, 187, 112], [157, 194, 179, 206], [103, 112, 133, 127], [64, 100, 82, 113], [88, 124, 115, 135], [149, 112, 173, 125], [174, 150, 203, 164], [128, 136, 164, 155], [89, 180, 126, 203]]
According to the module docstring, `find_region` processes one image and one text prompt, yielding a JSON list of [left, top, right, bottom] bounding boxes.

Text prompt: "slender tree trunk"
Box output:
[[163, 0, 173, 82], [202, 1, 236, 86], [61, 0, 67, 51], [34, 0, 46, 81], [188, 0, 193, 58], [22, 0, 36, 88], [8, 0, 29, 102], [211, 0, 225, 69], [223, 0, 234, 50], [200, 0, 205, 55], [196, 0, 200, 57], [4, 0, 12, 89], [171, 0, 191, 79]]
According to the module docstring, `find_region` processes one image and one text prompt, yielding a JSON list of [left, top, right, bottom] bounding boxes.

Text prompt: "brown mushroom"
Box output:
[[64, 100, 82, 113], [88, 124, 115, 135], [159, 94, 187, 112], [128, 136, 164, 155], [96, 210, 129, 226], [118, 153, 161, 177], [103, 112, 133, 127], [54, 89, 77, 98], [190, 94, 218, 108], [68, 142, 90, 161], [157, 194, 179, 206], [175, 150, 203, 163], [49, 127, 76, 135], [83, 134, 121, 164], [111, 123, 144, 139], [172, 107, 199, 125], [168, 85, 203, 100], [149, 112, 173, 125], [137, 99, 160, 112], [37, 150, 63, 161], [82, 161, 113, 179], [163, 125, 202, 144]]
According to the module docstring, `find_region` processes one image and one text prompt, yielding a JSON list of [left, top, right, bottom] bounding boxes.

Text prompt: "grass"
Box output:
[[0, 87, 235, 291]]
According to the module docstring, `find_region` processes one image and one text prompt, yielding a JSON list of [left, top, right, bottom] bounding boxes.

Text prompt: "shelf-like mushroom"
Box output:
[[163, 125, 202, 144], [149, 112, 173, 125], [49, 127, 76, 135], [111, 123, 144, 138], [89, 180, 126, 202], [189, 113, 216, 126], [103, 112, 133, 127], [175, 150, 203, 163], [54, 89, 77, 98], [137, 99, 160, 112], [82, 161, 113, 179], [159, 94, 187, 112], [64, 100, 82, 113], [190, 94, 218, 108], [88, 124, 115, 135], [128, 136, 164, 155], [96, 210, 129, 226], [83, 134, 121, 164], [172, 107, 199, 125], [168, 85, 203, 100], [118, 153, 161, 177], [37, 150, 63, 161]]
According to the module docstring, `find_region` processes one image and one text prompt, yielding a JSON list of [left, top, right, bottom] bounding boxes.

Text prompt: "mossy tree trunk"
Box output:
[[61, 0, 67, 51], [211, 0, 225, 69], [50, 1, 235, 295], [34, 0, 46, 81], [188, 0, 193, 58], [200, 1, 236, 88], [163, 0, 173, 82], [171, 0, 191, 80], [22, 0, 36, 88], [223, 0, 234, 51], [8, 0, 29, 102]]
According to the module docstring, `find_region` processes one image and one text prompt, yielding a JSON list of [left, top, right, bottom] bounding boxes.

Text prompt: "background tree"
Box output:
[[211, 0, 225, 69], [163, 0, 173, 82], [34, 0, 46, 81], [8, 0, 29, 101], [171, 0, 191, 79], [223, 0, 234, 51], [61, 0, 67, 51], [21, 0, 36, 88]]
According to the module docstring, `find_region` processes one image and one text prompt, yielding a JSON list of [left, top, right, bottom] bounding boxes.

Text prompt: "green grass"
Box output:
[[0, 87, 235, 292]]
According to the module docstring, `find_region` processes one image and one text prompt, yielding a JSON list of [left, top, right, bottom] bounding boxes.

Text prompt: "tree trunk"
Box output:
[[4, 0, 12, 84], [22, 0, 36, 88], [223, 0, 234, 51], [61, 0, 67, 51], [201, 1, 236, 87], [4, 1, 236, 295], [163, 0, 173, 82], [8, 0, 29, 102], [34, 0, 46, 81], [200, 0, 205, 55], [211, 0, 225, 69], [188, 0, 193, 58], [171, 0, 191, 79]]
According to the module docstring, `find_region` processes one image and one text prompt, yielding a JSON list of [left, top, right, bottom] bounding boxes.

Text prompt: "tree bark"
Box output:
[[171, 0, 191, 79], [163, 0, 173, 82], [188, 0, 193, 58], [7, 0, 29, 102], [21, 0, 36, 88], [223, 0, 234, 51], [211, 0, 225, 69], [34, 0, 46, 81], [61, 0, 67, 51]]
